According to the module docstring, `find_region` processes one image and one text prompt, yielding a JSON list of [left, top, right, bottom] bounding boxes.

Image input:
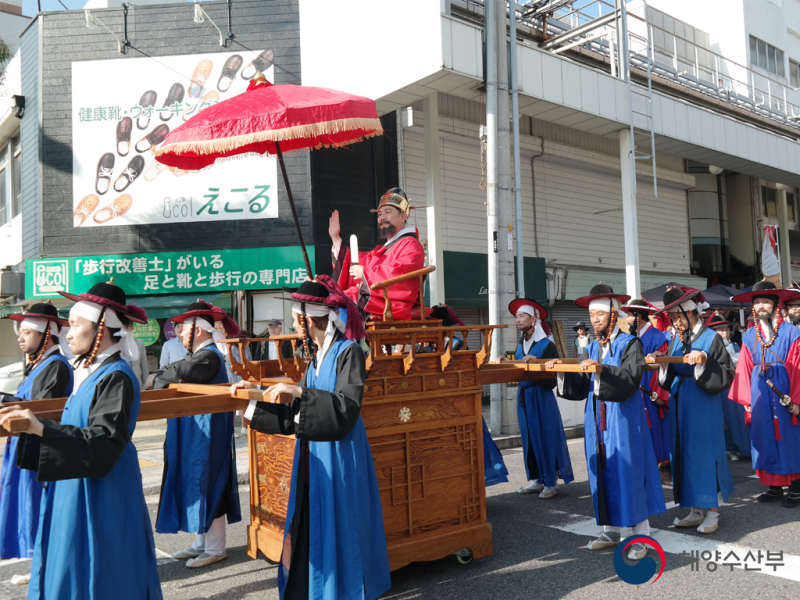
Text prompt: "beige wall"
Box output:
[[0, 320, 21, 369]]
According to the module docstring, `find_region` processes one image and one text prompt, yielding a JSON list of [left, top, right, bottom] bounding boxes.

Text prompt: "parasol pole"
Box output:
[[274, 141, 313, 278]]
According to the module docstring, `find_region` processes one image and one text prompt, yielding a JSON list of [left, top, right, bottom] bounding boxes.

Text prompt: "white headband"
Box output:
[[21, 317, 48, 333], [292, 301, 345, 333], [515, 305, 539, 319], [588, 298, 620, 313], [69, 300, 138, 362], [188, 316, 230, 354], [515, 305, 548, 343]]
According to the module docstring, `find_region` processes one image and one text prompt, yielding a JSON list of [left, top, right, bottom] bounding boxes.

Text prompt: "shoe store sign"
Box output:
[[71, 49, 278, 227], [26, 246, 315, 298]]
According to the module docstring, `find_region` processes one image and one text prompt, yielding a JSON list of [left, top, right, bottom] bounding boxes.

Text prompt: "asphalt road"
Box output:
[[2, 439, 800, 599]]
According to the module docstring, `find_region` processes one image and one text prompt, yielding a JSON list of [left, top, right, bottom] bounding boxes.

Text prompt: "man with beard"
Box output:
[[329, 188, 425, 321], [729, 282, 800, 508], [652, 287, 734, 534], [784, 288, 800, 330], [547, 284, 665, 561]]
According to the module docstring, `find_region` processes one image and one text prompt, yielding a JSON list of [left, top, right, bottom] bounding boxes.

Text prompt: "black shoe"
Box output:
[[218, 54, 243, 92], [116, 117, 132, 156], [113, 155, 145, 192], [757, 486, 784, 502], [137, 90, 157, 130], [160, 83, 185, 122], [95, 153, 115, 195], [241, 50, 274, 80], [784, 492, 800, 508], [135, 124, 170, 153]]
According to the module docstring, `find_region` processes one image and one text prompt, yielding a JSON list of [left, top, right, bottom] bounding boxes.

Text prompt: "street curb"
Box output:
[[491, 425, 584, 451], [143, 471, 250, 497]]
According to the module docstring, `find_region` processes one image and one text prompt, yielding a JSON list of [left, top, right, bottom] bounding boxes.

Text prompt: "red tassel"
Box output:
[[774, 416, 782, 441], [658, 406, 665, 419], [645, 406, 652, 429], [793, 415, 798, 426], [600, 401, 607, 431]]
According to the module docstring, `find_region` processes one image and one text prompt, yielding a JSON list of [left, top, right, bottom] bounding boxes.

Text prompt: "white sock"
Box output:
[[688, 507, 704, 521], [542, 486, 557, 494], [717, 491, 725, 506], [191, 533, 205, 552], [703, 511, 720, 525], [632, 519, 650, 537], [603, 525, 620, 534]]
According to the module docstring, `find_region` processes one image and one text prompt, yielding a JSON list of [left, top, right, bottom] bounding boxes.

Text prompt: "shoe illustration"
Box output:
[[217, 54, 242, 92], [96, 153, 115, 195], [160, 83, 185, 122], [189, 59, 213, 98], [143, 160, 167, 182], [137, 90, 157, 130], [93, 194, 133, 224], [116, 117, 132, 156], [182, 91, 220, 121], [113, 155, 145, 192], [73, 194, 99, 227], [135, 124, 170, 153], [241, 50, 273, 80]]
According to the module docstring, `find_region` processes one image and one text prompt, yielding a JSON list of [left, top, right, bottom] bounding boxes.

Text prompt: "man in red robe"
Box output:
[[329, 187, 425, 321]]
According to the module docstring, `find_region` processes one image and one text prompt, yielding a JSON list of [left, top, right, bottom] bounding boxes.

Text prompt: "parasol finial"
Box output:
[[253, 72, 268, 85]]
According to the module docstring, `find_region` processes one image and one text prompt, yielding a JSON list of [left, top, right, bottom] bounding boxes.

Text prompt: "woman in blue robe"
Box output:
[[0, 304, 73, 566], [497, 299, 572, 498], [654, 287, 735, 535], [550, 285, 666, 563], [152, 300, 241, 568], [0, 282, 162, 600], [234, 276, 391, 600]]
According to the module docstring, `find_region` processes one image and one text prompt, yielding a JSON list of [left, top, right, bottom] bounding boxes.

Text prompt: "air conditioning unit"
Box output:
[[0, 271, 23, 298]]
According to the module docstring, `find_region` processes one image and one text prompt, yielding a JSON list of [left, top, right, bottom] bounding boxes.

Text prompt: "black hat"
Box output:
[[429, 304, 465, 327], [267, 318, 283, 327], [59, 280, 148, 324], [573, 321, 588, 332], [620, 298, 658, 314], [170, 299, 240, 337], [656, 286, 704, 314], [731, 280, 799, 303], [706, 312, 733, 329], [575, 283, 631, 309], [8, 302, 70, 328]]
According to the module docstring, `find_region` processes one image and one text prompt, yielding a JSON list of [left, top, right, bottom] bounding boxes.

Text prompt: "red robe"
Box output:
[[332, 231, 426, 321]]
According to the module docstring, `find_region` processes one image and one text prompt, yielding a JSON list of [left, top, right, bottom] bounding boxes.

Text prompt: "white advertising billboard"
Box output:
[[71, 50, 278, 228]]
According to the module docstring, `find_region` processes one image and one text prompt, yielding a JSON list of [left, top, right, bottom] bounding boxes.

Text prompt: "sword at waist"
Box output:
[[640, 385, 659, 402], [765, 378, 792, 407]]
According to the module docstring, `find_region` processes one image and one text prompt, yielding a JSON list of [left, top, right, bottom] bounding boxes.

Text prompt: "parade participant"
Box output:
[[652, 287, 734, 534], [573, 321, 594, 361], [729, 282, 800, 508], [0, 304, 73, 573], [0, 281, 162, 599], [707, 312, 750, 460], [784, 288, 800, 329], [496, 299, 573, 498], [431, 304, 509, 486], [233, 276, 391, 600], [620, 298, 671, 467], [547, 284, 665, 561], [150, 300, 242, 568], [330, 187, 425, 321]]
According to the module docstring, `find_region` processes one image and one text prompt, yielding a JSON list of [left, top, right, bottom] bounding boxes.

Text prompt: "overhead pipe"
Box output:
[[509, 2, 524, 299]]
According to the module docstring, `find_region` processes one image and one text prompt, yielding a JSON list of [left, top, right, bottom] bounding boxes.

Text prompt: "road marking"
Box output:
[[155, 548, 178, 565], [547, 511, 800, 582], [0, 558, 30, 567]]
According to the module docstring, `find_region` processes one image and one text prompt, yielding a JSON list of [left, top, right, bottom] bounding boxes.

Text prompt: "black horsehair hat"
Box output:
[[575, 283, 631, 308], [58, 280, 148, 324], [8, 302, 70, 328], [730, 280, 800, 304]]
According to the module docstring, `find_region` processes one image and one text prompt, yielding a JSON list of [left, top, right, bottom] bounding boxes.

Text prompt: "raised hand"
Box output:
[[329, 210, 341, 244]]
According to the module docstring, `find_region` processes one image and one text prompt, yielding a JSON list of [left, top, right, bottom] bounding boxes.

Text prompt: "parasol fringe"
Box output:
[[153, 117, 383, 158]]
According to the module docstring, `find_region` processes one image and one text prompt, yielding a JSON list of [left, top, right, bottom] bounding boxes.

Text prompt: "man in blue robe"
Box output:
[[0, 281, 162, 599], [653, 287, 735, 534], [496, 299, 573, 498], [548, 284, 666, 562], [0, 304, 73, 580], [729, 282, 800, 508], [150, 300, 242, 568], [233, 276, 391, 600]]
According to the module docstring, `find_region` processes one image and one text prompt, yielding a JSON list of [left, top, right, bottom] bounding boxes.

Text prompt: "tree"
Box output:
[[0, 37, 11, 87]]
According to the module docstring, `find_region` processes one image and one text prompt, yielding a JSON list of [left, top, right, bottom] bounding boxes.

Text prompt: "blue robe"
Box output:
[[515, 338, 574, 487], [278, 337, 391, 600], [0, 353, 73, 559], [157, 345, 241, 534], [638, 326, 670, 463], [27, 358, 162, 600], [720, 340, 751, 456], [738, 323, 800, 477], [664, 327, 735, 508], [562, 332, 666, 526], [482, 418, 509, 486]]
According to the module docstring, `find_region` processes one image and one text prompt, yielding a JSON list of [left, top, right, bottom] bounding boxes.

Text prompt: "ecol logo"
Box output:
[[613, 535, 666, 585], [33, 260, 70, 297]]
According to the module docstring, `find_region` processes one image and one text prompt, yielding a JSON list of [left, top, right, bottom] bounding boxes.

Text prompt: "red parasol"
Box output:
[[153, 74, 384, 277]]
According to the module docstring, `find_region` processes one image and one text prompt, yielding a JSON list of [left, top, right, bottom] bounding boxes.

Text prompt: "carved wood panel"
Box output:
[[252, 431, 295, 537]]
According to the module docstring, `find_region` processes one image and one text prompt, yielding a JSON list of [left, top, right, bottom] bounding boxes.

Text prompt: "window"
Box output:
[[0, 144, 7, 227], [761, 186, 796, 220], [792, 60, 800, 88], [11, 137, 21, 218], [750, 35, 785, 77]]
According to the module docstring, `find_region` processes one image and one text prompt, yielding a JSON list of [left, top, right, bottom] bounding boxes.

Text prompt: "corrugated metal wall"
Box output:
[[20, 19, 39, 260]]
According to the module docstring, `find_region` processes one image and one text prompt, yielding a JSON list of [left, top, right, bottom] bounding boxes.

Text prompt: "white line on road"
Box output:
[[546, 511, 800, 582], [155, 548, 178, 565]]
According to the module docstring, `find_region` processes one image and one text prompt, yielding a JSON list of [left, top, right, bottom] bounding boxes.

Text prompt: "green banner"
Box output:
[[443, 251, 547, 307], [132, 318, 161, 346], [26, 246, 316, 299]]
